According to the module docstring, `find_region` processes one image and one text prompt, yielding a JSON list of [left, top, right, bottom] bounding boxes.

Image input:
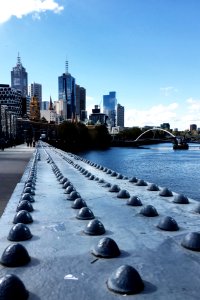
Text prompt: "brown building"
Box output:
[[30, 96, 40, 121]]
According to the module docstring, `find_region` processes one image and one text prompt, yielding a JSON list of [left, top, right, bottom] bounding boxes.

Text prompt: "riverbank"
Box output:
[[111, 139, 170, 147]]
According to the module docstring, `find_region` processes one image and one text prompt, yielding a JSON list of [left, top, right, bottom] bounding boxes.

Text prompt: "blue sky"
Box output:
[[0, 0, 200, 130]]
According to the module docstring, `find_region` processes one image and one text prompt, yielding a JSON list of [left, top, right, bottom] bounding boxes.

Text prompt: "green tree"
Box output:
[[88, 125, 111, 149], [57, 121, 90, 152]]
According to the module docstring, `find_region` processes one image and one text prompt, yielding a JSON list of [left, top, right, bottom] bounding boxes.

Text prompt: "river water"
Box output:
[[79, 143, 200, 202]]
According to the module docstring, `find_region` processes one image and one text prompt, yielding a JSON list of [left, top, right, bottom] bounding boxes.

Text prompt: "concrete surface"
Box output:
[[0, 142, 200, 299], [0, 144, 35, 216]]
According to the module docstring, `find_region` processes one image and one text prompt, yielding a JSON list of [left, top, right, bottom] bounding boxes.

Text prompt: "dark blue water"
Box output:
[[80, 143, 200, 201]]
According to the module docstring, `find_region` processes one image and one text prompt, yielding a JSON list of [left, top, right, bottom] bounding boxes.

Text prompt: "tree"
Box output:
[[88, 124, 111, 149], [57, 121, 90, 152]]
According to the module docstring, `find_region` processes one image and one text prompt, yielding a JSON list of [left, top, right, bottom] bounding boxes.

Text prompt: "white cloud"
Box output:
[[86, 95, 98, 117], [160, 86, 178, 97], [0, 0, 64, 24], [125, 103, 179, 128], [186, 97, 200, 113], [86, 96, 200, 130]]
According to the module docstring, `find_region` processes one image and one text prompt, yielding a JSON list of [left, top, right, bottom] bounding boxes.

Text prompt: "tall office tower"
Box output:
[[76, 85, 86, 121], [11, 54, 28, 97], [58, 60, 76, 120], [29, 83, 42, 108], [116, 103, 124, 127], [190, 124, 197, 131], [41, 101, 49, 110], [103, 91, 117, 127]]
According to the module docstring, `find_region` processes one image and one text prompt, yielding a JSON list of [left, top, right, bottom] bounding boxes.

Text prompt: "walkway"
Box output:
[[0, 144, 35, 216]]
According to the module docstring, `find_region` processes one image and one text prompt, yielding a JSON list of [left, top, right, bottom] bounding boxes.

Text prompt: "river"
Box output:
[[79, 143, 200, 202]]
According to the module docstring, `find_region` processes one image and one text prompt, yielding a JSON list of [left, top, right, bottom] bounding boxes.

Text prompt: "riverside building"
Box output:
[[116, 103, 124, 127], [58, 61, 76, 120], [103, 91, 117, 127], [76, 84, 86, 121]]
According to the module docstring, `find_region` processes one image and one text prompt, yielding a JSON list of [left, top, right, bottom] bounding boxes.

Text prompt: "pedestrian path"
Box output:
[[0, 143, 35, 215]]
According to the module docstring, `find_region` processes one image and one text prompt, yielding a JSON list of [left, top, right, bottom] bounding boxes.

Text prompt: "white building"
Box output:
[[40, 110, 57, 123]]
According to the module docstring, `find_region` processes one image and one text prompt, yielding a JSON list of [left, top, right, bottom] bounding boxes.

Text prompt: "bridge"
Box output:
[[135, 127, 176, 142], [0, 141, 199, 299]]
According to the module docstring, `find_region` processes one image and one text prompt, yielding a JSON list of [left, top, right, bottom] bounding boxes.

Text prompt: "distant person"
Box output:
[[29, 138, 33, 147], [0, 138, 6, 151], [26, 138, 31, 147]]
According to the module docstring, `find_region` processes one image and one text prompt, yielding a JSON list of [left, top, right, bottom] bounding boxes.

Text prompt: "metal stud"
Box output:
[[107, 265, 144, 294]]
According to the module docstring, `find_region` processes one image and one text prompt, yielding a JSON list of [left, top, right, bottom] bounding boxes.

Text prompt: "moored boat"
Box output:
[[173, 142, 189, 150]]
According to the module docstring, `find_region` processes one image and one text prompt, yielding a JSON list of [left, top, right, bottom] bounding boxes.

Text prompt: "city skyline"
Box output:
[[1, 1, 200, 130]]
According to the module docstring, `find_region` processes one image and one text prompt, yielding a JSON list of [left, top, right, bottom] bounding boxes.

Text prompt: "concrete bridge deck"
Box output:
[[0, 142, 199, 299]]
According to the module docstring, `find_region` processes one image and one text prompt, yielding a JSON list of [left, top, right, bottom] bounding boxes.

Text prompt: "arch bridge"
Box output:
[[135, 127, 176, 142]]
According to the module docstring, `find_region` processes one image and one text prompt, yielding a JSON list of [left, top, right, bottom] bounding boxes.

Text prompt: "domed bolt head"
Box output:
[[140, 205, 158, 217], [159, 187, 173, 197], [76, 207, 95, 220], [147, 183, 160, 191], [71, 198, 87, 209], [117, 189, 130, 199], [109, 184, 120, 192], [21, 193, 34, 203], [65, 185, 74, 194], [13, 210, 33, 224], [84, 219, 106, 235], [173, 194, 189, 204], [157, 216, 179, 231], [181, 232, 200, 251], [126, 196, 142, 206], [107, 265, 144, 294], [67, 191, 80, 201], [135, 179, 147, 186], [129, 177, 138, 183], [7, 223, 32, 242], [92, 237, 120, 258], [0, 274, 29, 299], [1, 243, 31, 267], [16, 201, 33, 212]]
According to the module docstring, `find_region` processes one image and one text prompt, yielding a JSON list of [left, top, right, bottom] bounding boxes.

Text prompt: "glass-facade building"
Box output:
[[11, 55, 28, 98], [58, 72, 76, 120], [117, 103, 124, 127], [76, 85, 86, 121], [103, 91, 117, 127]]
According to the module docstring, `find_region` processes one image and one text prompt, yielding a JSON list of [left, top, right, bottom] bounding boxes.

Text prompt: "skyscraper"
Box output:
[[11, 54, 28, 97], [103, 91, 117, 127], [58, 61, 76, 120], [76, 84, 86, 121], [29, 83, 42, 108], [116, 103, 124, 127]]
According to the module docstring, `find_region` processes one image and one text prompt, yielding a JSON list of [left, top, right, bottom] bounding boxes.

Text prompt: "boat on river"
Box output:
[[173, 143, 189, 150], [173, 138, 189, 150]]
